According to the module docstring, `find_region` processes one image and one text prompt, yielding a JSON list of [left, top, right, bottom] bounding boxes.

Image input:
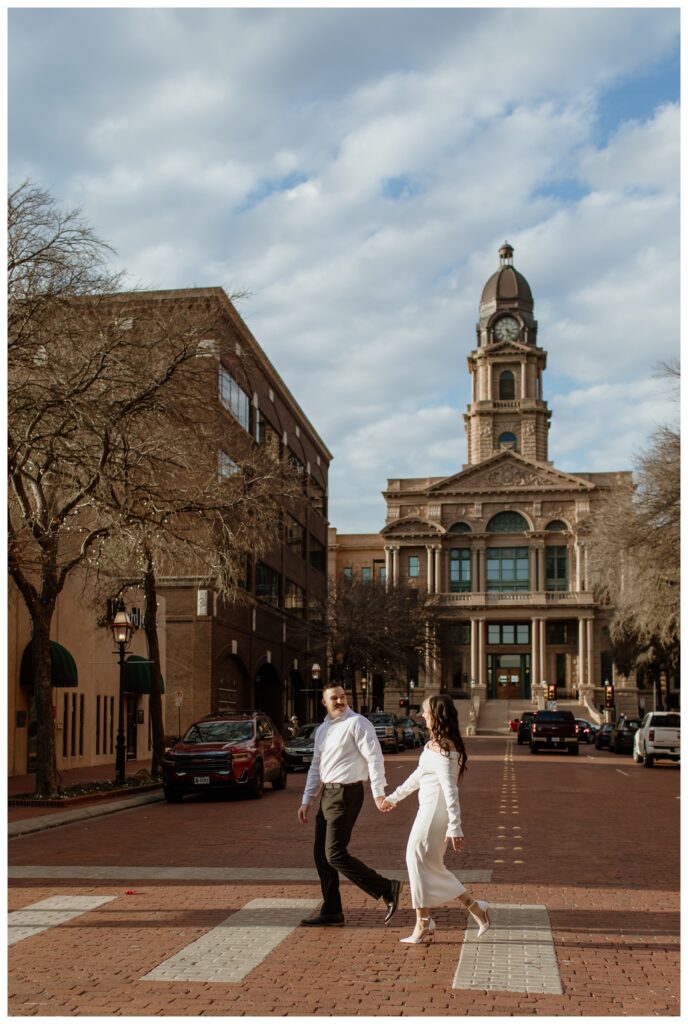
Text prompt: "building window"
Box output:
[[288, 448, 305, 475], [545, 546, 568, 591], [285, 514, 306, 558], [218, 450, 240, 478], [448, 522, 472, 534], [545, 519, 568, 532], [487, 623, 530, 645], [259, 417, 281, 460], [374, 560, 386, 584], [498, 431, 518, 450], [408, 555, 419, 578], [361, 567, 372, 584], [487, 511, 529, 533], [499, 370, 515, 400], [309, 536, 325, 572], [254, 407, 261, 443], [449, 549, 471, 592], [546, 622, 568, 644], [219, 366, 250, 431], [308, 477, 327, 518], [256, 562, 280, 605], [343, 567, 353, 581], [285, 579, 305, 617], [486, 547, 530, 591]]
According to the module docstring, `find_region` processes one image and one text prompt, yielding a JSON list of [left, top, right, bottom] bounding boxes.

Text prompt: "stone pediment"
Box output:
[[470, 340, 533, 359], [381, 516, 444, 540], [427, 451, 594, 496]]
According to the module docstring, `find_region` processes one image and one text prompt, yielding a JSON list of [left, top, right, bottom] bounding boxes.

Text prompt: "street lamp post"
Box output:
[[111, 599, 135, 784], [311, 662, 321, 721]]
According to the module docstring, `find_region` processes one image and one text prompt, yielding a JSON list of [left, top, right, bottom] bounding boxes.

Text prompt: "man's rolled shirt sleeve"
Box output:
[[301, 726, 323, 805], [354, 717, 387, 799]]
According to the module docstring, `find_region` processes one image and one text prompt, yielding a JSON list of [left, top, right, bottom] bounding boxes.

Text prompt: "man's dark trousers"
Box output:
[[315, 782, 392, 915]]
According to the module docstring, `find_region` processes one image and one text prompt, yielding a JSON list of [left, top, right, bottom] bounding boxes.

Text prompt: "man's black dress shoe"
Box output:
[[300, 912, 345, 927], [383, 880, 402, 924]]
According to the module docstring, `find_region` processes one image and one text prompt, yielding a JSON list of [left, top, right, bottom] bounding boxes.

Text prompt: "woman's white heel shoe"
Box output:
[[472, 900, 491, 938], [400, 916, 436, 944]]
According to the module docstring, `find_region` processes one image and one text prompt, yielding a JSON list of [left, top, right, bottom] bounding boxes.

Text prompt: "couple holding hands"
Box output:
[[297, 683, 491, 944]]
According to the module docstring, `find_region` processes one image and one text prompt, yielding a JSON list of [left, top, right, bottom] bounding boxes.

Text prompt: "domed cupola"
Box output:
[[476, 242, 538, 347]]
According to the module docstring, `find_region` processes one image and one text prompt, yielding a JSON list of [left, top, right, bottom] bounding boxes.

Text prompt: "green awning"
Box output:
[[124, 654, 166, 695], [20, 640, 79, 689]]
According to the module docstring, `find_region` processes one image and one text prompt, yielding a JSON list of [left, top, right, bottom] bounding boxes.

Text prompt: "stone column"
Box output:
[[475, 543, 485, 593], [539, 616, 546, 687], [477, 618, 486, 692], [578, 617, 586, 693], [434, 547, 441, 594], [384, 547, 391, 591], [392, 546, 399, 584], [586, 618, 594, 689], [583, 546, 589, 591], [530, 547, 539, 592], [574, 542, 581, 592], [470, 618, 478, 685], [472, 546, 479, 594], [426, 546, 433, 592], [521, 361, 527, 399], [530, 617, 539, 699], [537, 546, 546, 594]]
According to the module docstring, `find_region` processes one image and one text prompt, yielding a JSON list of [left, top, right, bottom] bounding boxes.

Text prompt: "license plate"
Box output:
[[303, 757, 312, 764], [552, 738, 561, 744], [194, 775, 210, 785]]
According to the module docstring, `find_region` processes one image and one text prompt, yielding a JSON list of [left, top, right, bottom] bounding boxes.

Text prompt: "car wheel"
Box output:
[[643, 753, 655, 769], [246, 761, 264, 798], [569, 744, 579, 756], [272, 759, 287, 790], [163, 785, 183, 803], [633, 748, 643, 763], [530, 744, 538, 754]]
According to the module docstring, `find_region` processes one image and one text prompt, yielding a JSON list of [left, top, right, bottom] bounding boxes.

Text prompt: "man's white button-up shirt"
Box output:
[[302, 707, 387, 805]]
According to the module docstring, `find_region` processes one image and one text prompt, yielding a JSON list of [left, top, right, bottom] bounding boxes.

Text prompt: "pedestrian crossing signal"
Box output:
[[604, 684, 614, 709], [399, 698, 409, 709]]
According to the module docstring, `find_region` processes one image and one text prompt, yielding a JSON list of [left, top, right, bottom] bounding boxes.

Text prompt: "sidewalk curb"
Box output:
[[9, 791, 165, 838]]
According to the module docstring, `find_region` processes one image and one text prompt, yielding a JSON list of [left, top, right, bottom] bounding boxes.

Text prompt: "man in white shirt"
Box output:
[[297, 682, 402, 927]]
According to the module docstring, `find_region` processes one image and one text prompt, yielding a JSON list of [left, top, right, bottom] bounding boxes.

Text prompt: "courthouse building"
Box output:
[[330, 244, 633, 717]]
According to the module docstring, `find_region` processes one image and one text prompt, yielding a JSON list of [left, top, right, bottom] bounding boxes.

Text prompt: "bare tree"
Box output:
[[585, 363, 679, 696], [310, 579, 440, 711], [7, 182, 242, 795]]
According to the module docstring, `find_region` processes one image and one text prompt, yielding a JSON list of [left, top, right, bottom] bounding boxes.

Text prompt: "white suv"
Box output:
[[633, 712, 680, 768]]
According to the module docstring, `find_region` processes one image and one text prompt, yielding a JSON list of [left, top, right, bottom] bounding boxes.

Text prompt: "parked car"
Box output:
[[609, 715, 641, 754], [529, 710, 579, 755], [283, 723, 319, 772], [162, 710, 287, 801], [594, 722, 613, 749], [398, 717, 423, 748], [575, 719, 598, 744], [517, 712, 536, 745], [366, 713, 404, 753], [633, 712, 680, 768], [411, 716, 428, 742]]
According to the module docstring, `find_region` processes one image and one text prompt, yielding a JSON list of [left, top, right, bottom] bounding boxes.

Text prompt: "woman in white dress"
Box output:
[[381, 694, 491, 945]]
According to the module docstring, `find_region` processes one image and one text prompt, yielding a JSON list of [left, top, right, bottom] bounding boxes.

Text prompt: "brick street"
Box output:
[[8, 736, 680, 1016]]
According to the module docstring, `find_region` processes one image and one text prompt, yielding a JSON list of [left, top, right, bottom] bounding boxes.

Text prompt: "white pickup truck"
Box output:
[[633, 711, 680, 768]]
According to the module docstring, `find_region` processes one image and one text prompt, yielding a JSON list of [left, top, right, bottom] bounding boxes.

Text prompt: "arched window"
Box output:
[[498, 431, 518, 450], [487, 511, 529, 533], [499, 370, 515, 400], [448, 522, 472, 534], [545, 519, 568, 532]]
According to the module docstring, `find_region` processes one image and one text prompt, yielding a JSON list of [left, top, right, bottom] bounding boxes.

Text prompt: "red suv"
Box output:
[[162, 710, 287, 802]]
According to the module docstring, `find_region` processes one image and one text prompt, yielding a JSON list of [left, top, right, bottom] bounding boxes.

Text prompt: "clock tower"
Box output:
[[463, 242, 551, 465]]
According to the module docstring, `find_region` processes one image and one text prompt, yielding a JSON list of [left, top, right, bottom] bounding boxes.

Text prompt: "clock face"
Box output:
[[494, 316, 520, 341]]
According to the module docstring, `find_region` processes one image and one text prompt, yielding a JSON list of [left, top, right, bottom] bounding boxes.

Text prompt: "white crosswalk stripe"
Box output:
[[141, 898, 319, 984], [453, 903, 563, 994], [8, 894, 118, 946]]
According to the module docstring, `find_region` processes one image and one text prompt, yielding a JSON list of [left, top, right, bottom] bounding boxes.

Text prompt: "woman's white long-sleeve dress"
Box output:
[[386, 745, 466, 909]]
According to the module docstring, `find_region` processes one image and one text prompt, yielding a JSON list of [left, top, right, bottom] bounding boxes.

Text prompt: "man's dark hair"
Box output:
[[322, 680, 346, 694]]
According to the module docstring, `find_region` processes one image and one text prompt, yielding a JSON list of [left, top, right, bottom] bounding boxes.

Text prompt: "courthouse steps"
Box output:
[[474, 699, 596, 736]]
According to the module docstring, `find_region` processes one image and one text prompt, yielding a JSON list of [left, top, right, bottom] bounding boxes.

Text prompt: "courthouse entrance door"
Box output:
[[496, 669, 521, 699]]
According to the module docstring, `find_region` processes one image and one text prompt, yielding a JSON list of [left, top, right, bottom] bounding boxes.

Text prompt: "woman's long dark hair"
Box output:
[[427, 694, 468, 782]]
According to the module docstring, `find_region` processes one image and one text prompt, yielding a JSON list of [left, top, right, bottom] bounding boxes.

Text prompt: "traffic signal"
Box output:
[[399, 698, 409, 710], [547, 684, 556, 702], [604, 684, 614, 709]]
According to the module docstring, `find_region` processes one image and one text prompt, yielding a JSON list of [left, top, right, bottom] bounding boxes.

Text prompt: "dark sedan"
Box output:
[[283, 723, 319, 771], [517, 712, 536, 745], [609, 716, 641, 754], [594, 723, 613, 749], [575, 719, 598, 744]]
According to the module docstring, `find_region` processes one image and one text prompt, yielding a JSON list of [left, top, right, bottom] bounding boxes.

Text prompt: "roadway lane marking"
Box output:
[[8, 894, 117, 946], [141, 898, 319, 984], [616, 769, 630, 776], [453, 903, 563, 994], [8, 865, 493, 883]]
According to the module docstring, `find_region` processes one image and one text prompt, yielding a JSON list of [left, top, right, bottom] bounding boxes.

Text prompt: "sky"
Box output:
[[8, 6, 681, 533]]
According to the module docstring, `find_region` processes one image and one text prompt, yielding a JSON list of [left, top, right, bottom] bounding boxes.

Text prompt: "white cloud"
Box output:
[[8, 7, 679, 533]]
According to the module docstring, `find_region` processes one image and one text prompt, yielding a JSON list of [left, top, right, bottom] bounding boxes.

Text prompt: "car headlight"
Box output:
[[232, 752, 252, 763]]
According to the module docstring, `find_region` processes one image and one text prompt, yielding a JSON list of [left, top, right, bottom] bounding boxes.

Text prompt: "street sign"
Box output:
[[174, 690, 184, 707]]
